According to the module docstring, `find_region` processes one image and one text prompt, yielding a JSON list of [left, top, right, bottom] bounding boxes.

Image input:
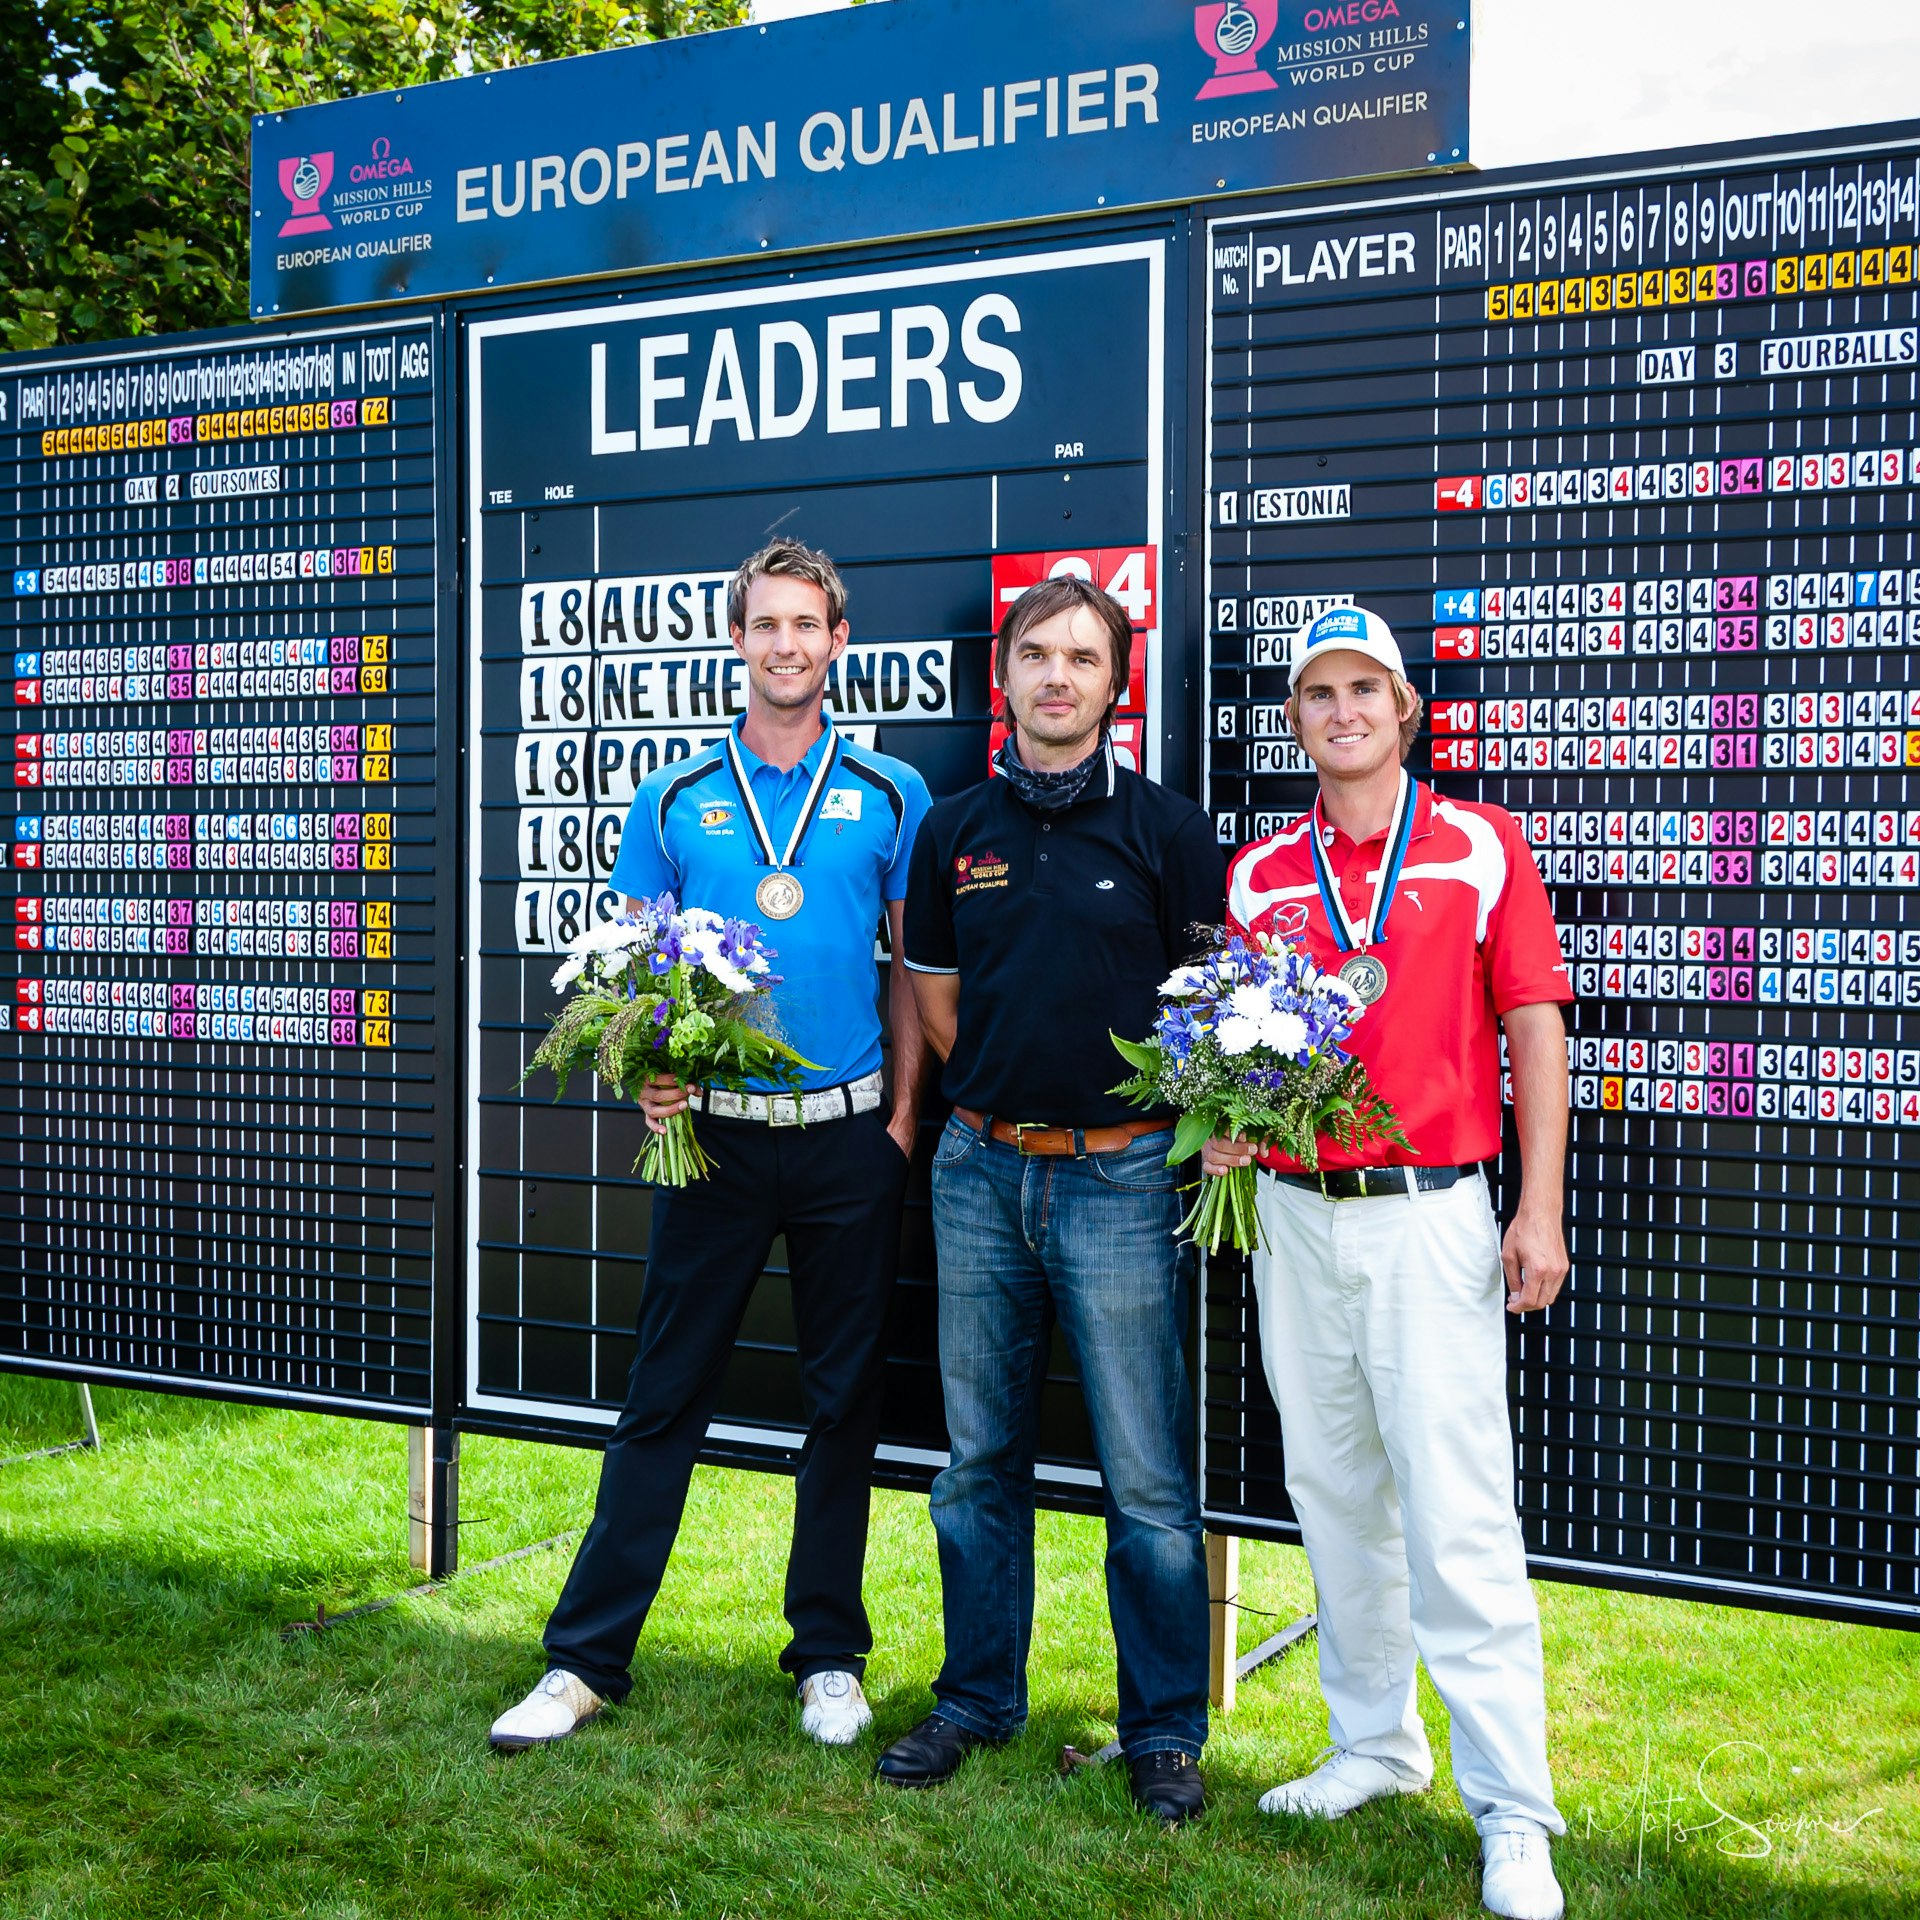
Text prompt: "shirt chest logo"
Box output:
[[1267, 902, 1310, 938], [954, 850, 1010, 897], [699, 804, 735, 831], [820, 787, 862, 822]]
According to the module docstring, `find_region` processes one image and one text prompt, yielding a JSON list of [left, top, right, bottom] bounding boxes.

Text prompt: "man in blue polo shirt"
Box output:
[[489, 538, 931, 1754]]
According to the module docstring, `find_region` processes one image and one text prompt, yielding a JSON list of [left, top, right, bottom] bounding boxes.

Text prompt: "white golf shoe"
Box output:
[[488, 1669, 604, 1750], [1257, 1747, 1429, 1818], [798, 1669, 873, 1745], [1481, 1826, 1565, 1920]]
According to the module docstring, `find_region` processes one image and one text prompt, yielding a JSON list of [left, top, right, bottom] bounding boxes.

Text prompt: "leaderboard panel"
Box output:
[[1200, 129, 1920, 1623], [463, 233, 1171, 1491], [0, 318, 442, 1414]]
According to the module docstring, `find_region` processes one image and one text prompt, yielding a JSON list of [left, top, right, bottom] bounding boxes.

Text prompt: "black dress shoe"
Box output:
[[873, 1713, 996, 1787], [1129, 1749, 1205, 1825]]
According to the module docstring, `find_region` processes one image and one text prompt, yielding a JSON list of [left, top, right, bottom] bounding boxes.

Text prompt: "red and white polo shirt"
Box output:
[[1224, 782, 1572, 1171]]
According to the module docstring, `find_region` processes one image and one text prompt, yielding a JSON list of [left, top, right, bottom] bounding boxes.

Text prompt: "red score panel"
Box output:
[[987, 546, 1156, 717]]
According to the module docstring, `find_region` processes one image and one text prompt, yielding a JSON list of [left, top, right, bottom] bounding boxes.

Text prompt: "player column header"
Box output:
[[250, 0, 1469, 318]]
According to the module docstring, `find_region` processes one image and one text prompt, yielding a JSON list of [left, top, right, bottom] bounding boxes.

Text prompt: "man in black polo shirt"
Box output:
[[876, 575, 1225, 1824]]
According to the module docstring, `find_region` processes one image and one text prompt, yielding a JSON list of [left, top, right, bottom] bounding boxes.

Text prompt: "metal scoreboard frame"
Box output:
[[1197, 123, 1920, 1628]]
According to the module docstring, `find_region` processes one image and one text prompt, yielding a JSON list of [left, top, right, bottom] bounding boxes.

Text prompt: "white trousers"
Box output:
[[1251, 1172, 1563, 1836]]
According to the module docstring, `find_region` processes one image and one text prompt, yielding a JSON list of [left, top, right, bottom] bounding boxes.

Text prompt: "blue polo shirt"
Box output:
[[609, 715, 930, 1092]]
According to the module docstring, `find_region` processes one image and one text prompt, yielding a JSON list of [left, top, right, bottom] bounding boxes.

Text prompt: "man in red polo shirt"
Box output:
[[1205, 605, 1573, 1920]]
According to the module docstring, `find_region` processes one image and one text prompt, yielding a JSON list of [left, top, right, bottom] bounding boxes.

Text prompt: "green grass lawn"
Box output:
[[0, 1373, 1914, 1920]]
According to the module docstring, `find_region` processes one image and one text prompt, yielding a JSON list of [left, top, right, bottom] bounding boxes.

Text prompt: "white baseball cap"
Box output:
[[1288, 604, 1406, 690]]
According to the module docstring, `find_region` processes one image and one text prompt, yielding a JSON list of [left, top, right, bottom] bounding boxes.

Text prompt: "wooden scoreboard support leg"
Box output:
[[1208, 1530, 1320, 1712], [408, 1426, 460, 1577], [1207, 1531, 1239, 1711]]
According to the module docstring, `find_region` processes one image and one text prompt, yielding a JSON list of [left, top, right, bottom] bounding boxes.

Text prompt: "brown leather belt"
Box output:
[[950, 1107, 1169, 1158]]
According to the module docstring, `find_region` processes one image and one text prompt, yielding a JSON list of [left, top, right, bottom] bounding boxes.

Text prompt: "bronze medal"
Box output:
[[1338, 951, 1389, 1005], [755, 871, 805, 920]]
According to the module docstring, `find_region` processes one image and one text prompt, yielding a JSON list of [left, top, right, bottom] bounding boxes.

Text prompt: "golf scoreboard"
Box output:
[[462, 237, 1172, 1480], [1202, 136, 1920, 1620], [1, 317, 444, 1414], [3, 93, 1915, 1626]]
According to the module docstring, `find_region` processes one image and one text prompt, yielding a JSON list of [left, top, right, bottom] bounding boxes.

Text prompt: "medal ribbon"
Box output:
[[723, 722, 841, 873], [1309, 771, 1419, 954]]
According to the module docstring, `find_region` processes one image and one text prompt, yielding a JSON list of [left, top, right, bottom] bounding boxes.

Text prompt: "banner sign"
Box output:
[[250, 0, 1468, 316]]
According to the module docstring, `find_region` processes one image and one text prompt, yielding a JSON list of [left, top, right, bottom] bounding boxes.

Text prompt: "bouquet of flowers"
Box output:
[[521, 892, 816, 1187], [1110, 930, 1409, 1253]]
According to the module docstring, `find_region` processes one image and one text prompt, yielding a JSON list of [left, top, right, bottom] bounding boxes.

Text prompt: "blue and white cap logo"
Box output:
[[1289, 604, 1406, 689], [1305, 609, 1367, 646]]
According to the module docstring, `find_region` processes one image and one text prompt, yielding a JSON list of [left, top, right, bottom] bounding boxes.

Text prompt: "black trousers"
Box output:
[[543, 1104, 909, 1702]]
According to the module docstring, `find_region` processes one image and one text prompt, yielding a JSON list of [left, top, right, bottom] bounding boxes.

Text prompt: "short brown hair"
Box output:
[[728, 537, 848, 633], [993, 575, 1132, 728], [1287, 670, 1424, 761]]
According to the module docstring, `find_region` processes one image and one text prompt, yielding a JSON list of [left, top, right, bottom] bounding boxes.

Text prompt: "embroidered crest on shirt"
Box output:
[[953, 851, 1010, 896], [700, 805, 735, 830], [820, 788, 862, 822]]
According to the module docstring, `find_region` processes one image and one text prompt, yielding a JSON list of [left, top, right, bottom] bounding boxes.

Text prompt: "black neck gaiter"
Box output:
[[991, 731, 1110, 812]]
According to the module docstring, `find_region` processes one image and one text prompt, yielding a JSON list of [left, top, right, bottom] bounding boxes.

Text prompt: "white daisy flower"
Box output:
[[1216, 1013, 1264, 1056], [1227, 982, 1275, 1024], [1258, 1009, 1308, 1056]]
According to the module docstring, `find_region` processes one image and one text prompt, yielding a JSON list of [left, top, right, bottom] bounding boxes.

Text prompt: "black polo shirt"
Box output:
[[903, 747, 1227, 1126]]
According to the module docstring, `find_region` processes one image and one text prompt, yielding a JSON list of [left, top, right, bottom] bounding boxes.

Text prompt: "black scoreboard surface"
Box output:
[[1202, 129, 1920, 1624], [1, 317, 444, 1416], [463, 227, 1182, 1494]]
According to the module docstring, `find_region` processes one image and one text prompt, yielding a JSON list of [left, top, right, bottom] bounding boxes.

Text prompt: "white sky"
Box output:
[[748, 0, 1920, 169]]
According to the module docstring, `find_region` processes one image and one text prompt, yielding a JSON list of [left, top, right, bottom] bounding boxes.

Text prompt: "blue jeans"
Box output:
[[927, 1115, 1209, 1758]]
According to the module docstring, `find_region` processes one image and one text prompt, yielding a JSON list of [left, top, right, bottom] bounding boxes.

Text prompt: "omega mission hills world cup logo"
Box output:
[[278, 152, 334, 236], [1194, 2, 1280, 98]]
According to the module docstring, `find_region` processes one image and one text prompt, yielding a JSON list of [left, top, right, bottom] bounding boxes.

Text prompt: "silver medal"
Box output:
[[1337, 951, 1389, 1005], [755, 871, 805, 920]]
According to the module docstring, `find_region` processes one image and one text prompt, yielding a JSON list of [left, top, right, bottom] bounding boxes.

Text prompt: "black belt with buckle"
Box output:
[[1275, 1163, 1482, 1201]]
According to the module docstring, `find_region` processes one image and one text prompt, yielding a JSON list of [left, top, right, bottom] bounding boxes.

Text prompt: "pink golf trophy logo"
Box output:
[[278, 152, 334, 236], [1194, 2, 1280, 98]]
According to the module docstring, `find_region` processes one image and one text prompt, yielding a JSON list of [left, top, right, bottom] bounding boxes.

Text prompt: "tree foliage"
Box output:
[[0, 0, 750, 349]]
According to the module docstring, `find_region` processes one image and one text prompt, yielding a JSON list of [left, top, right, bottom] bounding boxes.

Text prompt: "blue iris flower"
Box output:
[[649, 924, 683, 975]]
